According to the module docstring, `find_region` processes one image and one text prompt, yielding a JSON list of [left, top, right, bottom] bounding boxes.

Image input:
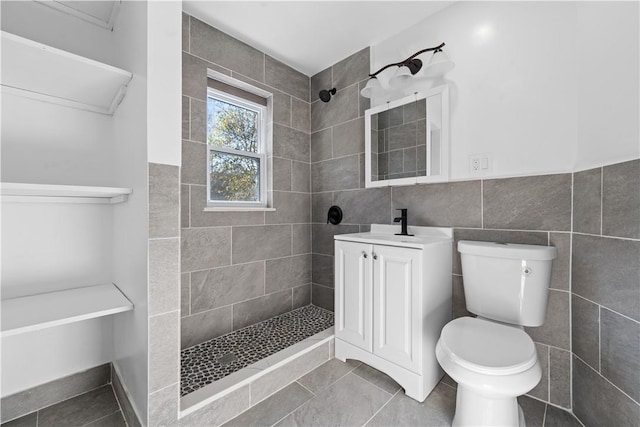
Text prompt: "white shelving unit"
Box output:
[[0, 7, 139, 399], [1, 31, 133, 115], [1, 284, 134, 337], [1, 182, 133, 204]]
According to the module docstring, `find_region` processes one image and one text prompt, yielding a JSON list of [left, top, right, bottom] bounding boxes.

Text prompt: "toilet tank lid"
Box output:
[[458, 240, 557, 260]]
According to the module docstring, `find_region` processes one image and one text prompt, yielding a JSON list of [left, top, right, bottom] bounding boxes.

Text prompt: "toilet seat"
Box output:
[[439, 317, 537, 376]]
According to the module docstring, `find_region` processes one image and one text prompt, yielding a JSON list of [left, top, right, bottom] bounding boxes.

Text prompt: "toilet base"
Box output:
[[452, 385, 525, 427]]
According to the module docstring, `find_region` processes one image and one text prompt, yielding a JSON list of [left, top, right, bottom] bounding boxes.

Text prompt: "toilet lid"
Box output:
[[439, 317, 537, 375]]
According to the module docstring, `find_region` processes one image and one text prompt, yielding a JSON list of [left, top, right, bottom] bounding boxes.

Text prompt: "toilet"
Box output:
[[436, 240, 557, 427]]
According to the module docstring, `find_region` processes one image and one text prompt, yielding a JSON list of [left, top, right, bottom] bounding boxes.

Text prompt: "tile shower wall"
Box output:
[[571, 160, 640, 427], [181, 14, 312, 349], [310, 47, 371, 311]]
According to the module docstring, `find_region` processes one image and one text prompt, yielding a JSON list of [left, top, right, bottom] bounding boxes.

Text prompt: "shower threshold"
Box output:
[[180, 305, 334, 415]]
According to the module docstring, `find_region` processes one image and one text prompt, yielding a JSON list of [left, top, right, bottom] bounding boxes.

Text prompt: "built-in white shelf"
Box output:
[[1, 31, 133, 115], [1, 284, 134, 337], [1, 182, 133, 204]]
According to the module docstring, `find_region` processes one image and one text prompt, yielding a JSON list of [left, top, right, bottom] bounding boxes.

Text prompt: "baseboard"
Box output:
[[1, 363, 111, 423], [112, 363, 144, 427]]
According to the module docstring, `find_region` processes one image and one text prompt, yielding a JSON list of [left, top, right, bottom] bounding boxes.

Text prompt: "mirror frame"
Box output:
[[364, 84, 450, 188]]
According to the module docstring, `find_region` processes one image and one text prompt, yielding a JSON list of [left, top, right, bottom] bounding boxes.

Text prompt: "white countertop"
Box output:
[[334, 224, 453, 249]]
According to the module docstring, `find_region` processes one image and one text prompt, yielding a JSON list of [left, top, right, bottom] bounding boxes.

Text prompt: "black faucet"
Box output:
[[394, 209, 413, 236]]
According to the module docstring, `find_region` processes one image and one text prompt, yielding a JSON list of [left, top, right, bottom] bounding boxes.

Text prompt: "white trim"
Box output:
[[203, 207, 276, 212], [1, 31, 132, 115], [207, 70, 272, 99], [1, 182, 132, 204], [1, 284, 133, 337], [34, 1, 121, 31]]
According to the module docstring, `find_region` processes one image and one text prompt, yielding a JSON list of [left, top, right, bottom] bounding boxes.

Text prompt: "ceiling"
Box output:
[[182, 1, 455, 76]]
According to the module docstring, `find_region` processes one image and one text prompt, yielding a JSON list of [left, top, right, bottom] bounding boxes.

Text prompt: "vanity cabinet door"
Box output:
[[335, 240, 372, 352], [372, 245, 422, 373]]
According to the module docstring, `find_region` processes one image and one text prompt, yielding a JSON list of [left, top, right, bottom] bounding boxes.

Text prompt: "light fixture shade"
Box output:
[[360, 77, 383, 99], [389, 65, 413, 89], [423, 49, 455, 78]]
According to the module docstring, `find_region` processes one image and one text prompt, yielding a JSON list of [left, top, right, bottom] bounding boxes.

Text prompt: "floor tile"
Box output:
[[0, 412, 37, 427], [85, 411, 127, 427], [518, 395, 546, 427], [366, 382, 455, 427], [275, 373, 392, 426], [440, 374, 458, 389], [223, 383, 313, 427], [352, 363, 402, 394], [297, 358, 359, 394], [543, 405, 583, 427], [37, 385, 119, 427]]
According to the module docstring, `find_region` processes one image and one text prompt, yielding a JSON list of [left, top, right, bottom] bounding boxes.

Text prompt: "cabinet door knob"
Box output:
[[362, 251, 368, 258], [373, 253, 378, 260]]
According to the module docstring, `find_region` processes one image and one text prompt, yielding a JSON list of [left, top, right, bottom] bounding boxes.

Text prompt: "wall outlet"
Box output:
[[469, 154, 492, 174]]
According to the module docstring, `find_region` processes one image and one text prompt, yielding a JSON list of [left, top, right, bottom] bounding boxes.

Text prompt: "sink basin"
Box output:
[[334, 224, 453, 249], [371, 234, 423, 243]]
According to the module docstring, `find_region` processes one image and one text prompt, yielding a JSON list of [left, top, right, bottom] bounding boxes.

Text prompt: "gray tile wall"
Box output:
[[181, 14, 312, 349], [309, 48, 576, 410], [148, 163, 181, 426], [571, 160, 640, 426], [309, 48, 371, 312]]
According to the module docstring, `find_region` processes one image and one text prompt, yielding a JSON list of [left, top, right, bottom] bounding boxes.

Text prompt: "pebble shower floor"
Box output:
[[180, 305, 334, 396]]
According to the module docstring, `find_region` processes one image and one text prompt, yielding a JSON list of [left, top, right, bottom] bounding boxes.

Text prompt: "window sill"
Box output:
[[204, 207, 276, 212]]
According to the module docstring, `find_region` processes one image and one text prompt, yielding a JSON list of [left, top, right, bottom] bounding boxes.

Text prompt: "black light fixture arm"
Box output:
[[368, 42, 446, 78]]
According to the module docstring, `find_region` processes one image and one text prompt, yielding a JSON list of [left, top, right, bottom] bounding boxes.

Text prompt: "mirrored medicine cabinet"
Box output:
[[364, 85, 450, 187]]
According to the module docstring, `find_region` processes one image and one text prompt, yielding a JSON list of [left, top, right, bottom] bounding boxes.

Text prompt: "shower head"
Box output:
[[319, 88, 336, 103]]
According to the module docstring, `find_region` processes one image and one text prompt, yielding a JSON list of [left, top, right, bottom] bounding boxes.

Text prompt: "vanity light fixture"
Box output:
[[360, 43, 454, 98]]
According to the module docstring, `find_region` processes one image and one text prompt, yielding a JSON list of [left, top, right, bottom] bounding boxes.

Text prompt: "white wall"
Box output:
[[576, 1, 640, 171], [1, 95, 115, 186], [371, 1, 639, 180], [147, 1, 182, 167], [1, 202, 113, 299], [1, 318, 114, 396], [0, 0, 115, 65], [111, 0, 150, 422]]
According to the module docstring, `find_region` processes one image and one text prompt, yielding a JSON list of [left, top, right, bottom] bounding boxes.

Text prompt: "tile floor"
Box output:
[[2, 357, 585, 427], [224, 357, 585, 427], [1, 384, 126, 427], [181, 305, 334, 396]]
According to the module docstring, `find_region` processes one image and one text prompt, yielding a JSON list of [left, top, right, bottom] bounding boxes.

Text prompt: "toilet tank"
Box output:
[[458, 241, 557, 327]]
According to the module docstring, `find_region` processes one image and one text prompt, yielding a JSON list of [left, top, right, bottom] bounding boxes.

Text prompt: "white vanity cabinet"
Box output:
[[334, 225, 452, 402]]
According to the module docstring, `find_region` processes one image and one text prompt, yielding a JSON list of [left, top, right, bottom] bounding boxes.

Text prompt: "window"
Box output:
[[206, 84, 268, 208]]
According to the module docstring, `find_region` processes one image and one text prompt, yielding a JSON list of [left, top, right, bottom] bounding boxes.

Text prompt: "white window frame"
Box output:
[[206, 87, 268, 209]]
